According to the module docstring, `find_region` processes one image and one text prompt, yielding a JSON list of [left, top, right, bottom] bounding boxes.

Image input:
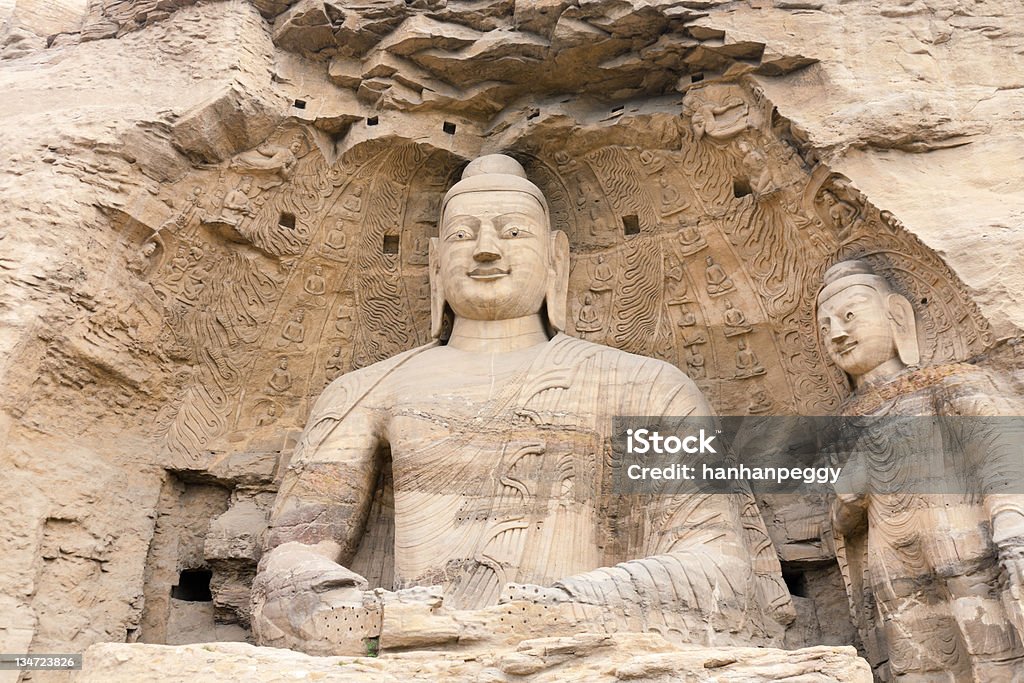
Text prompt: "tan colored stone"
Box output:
[[72, 639, 871, 682], [251, 155, 795, 657], [818, 260, 1024, 680], [699, 0, 1024, 337], [377, 14, 481, 57], [2, 1, 1021, 678]]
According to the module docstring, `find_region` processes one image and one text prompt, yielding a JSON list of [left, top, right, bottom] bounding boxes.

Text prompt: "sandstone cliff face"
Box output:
[[700, 0, 1024, 337], [0, 0, 1020, 673]]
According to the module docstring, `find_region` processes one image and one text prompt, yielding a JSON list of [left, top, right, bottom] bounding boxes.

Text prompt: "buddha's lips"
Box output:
[[468, 267, 510, 279], [836, 341, 858, 355]]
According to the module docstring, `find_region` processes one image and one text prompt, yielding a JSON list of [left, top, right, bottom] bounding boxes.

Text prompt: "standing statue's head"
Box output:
[[430, 154, 570, 341], [816, 259, 920, 386]]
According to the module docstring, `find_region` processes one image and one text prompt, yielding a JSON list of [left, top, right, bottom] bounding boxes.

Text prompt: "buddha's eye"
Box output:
[[447, 228, 472, 241], [845, 311, 855, 321], [504, 225, 526, 238]]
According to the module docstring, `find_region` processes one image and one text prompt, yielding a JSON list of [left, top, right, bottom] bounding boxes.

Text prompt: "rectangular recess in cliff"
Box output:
[[138, 473, 244, 645]]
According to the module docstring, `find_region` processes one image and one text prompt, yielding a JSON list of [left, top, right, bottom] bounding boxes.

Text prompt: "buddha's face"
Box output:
[[817, 284, 897, 379], [439, 190, 549, 321]]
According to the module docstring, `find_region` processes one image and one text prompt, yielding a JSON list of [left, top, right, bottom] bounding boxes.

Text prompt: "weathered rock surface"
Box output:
[[700, 0, 1024, 338], [0, 0, 1020, 679], [73, 639, 872, 682]]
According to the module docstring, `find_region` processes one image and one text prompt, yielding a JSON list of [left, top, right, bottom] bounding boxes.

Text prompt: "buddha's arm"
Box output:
[[264, 378, 385, 567], [548, 497, 761, 641], [515, 364, 778, 642], [935, 381, 1024, 531], [252, 373, 388, 652], [937, 376, 1024, 640]]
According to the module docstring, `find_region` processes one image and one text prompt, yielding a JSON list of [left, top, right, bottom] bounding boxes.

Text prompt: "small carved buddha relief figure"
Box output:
[[553, 150, 576, 172], [589, 255, 614, 293], [704, 255, 734, 296], [734, 338, 765, 378], [681, 328, 707, 348], [665, 256, 693, 306], [575, 292, 602, 338], [252, 154, 792, 657], [658, 176, 686, 217], [268, 356, 293, 393], [665, 254, 684, 282], [821, 190, 862, 242], [325, 346, 345, 382], [323, 223, 348, 254], [340, 185, 364, 218], [677, 221, 706, 255], [639, 150, 665, 174], [409, 232, 430, 266], [415, 279, 431, 307], [303, 265, 327, 297], [217, 176, 255, 226], [334, 301, 354, 338], [165, 245, 190, 288], [256, 400, 279, 427], [747, 388, 772, 415], [128, 240, 159, 278], [737, 141, 779, 198], [586, 202, 604, 238], [686, 345, 706, 380], [722, 299, 752, 337], [817, 259, 1024, 681], [280, 309, 306, 345], [676, 305, 697, 327]]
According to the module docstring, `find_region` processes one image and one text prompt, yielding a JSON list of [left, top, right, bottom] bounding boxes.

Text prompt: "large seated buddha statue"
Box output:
[[251, 154, 793, 656]]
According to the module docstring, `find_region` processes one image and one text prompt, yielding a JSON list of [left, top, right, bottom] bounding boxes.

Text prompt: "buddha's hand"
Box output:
[[830, 493, 868, 537], [498, 582, 573, 605], [251, 542, 370, 655]]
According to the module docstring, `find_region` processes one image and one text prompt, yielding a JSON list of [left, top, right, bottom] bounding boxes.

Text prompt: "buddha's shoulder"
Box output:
[[845, 362, 1020, 416], [312, 343, 438, 415], [926, 363, 1022, 413], [547, 334, 692, 381]]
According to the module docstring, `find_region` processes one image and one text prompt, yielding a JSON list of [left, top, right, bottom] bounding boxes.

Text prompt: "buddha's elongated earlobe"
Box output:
[[545, 230, 570, 333], [429, 237, 450, 340], [887, 293, 920, 366]]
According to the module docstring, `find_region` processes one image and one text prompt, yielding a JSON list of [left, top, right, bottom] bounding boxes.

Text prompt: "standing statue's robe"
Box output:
[[267, 334, 792, 646], [829, 363, 1024, 678]]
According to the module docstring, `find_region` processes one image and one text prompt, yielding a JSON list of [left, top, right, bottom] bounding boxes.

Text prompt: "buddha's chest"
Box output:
[[383, 375, 602, 501]]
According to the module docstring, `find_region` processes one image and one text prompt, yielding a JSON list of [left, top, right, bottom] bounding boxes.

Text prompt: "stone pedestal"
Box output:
[[74, 638, 871, 682]]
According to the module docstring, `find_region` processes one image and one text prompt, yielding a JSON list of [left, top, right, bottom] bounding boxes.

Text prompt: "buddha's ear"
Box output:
[[886, 293, 920, 366], [545, 230, 570, 333], [429, 237, 449, 341]]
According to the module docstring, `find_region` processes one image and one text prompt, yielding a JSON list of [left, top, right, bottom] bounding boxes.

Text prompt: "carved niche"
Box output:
[[118, 81, 991, 473]]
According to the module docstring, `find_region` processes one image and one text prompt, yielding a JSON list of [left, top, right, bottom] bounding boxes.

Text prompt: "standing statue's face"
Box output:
[[439, 190, 549, 321], [817, 284, 897, 379]]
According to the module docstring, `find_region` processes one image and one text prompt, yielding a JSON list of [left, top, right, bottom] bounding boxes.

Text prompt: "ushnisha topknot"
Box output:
[[440, 154, 550, 225], [817, 259, 896, 305]]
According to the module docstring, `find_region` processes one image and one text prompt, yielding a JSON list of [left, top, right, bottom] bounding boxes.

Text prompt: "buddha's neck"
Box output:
[[853, 358, 906, 389], [447, 315, 550, 353]]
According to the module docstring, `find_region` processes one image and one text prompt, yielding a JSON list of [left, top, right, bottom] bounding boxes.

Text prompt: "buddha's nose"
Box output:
[[473, 226, 501, 262], [830, 327, 849, 345]]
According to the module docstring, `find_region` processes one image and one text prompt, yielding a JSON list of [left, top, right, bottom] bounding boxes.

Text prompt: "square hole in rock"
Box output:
[[622, 215, 640, 236], [171, 569, 212, 602]]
